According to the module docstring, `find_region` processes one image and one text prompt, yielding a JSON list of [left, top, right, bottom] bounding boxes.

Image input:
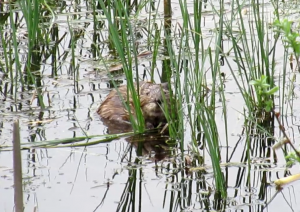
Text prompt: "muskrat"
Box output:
[[97, 81, 170, 129]]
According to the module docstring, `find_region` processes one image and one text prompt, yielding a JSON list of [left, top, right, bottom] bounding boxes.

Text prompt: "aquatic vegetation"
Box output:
[[286, 151, 300, 167], [273, 18, 300, 71], [249, 75, 279, 112], [1, 0, 300, 211]]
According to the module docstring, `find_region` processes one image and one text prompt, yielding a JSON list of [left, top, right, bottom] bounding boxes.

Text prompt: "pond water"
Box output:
[[1, 0, 300, 212]]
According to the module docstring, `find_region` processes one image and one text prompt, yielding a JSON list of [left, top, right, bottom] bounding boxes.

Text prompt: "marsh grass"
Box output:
[[163, 0, 227, 196], [217, 0, 300, 195], [0, 132, 134, 151], [2, 0, 300, 210], [98, 0, 146, 133], [18, 0, 45, 108], [9, 11, 22, 100], [222, 1, 283, 114], [217, 1, 289, 169], [161, 0, 295, 198]]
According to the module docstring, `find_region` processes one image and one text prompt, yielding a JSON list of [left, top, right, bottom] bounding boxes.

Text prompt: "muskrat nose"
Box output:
[[156, 99, 162, 105]]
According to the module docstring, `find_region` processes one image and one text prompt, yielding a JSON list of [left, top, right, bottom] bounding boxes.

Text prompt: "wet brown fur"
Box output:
[[97, 81, 170, 128]]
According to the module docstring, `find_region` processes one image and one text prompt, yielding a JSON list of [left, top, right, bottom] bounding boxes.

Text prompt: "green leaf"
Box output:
[[249, 80, 258, 85], [265, 86, 279, 95]]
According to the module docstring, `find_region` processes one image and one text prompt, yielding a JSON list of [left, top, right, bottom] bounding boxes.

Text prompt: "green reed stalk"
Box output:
[[98, 0, 145, 132], [147, 0, 161, 82], [162, 35, 184, 149], [220, 0, 281, 115], [221, 2, 254, 111], [67, 20, 80, 93], [9, 10, 23, 100], [0, 26, 9, 75], [116, 1, 144, 132], [273, 18, 300, 115], [162, 27, 184, 149], [177, 0, 201, 153], [18, 0, 45, 108], [164, 0, 227, 197], [214, 0, 289, 196], [150, 26, 161, 82], [209, 0, 228, 196]]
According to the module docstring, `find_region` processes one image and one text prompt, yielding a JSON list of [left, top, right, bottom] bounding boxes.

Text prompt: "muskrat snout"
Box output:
[[156, 99, 162, 105]]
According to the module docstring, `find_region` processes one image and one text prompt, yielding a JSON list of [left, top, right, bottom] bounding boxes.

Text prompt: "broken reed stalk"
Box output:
[[13, 120, 24, 212], [274, 173, 300, 189], [273, 111, 300, 158]]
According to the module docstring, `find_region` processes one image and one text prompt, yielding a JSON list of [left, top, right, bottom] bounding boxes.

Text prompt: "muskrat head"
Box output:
[[139, 82, 170, 127], [97, 81, 171, 130]]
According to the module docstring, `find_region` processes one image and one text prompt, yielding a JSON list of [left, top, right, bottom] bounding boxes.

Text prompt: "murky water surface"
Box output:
[[1, 0, 300, 212]]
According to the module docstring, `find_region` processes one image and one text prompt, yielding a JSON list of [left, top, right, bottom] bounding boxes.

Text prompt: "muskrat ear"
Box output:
[[160, 82, 169, 90]]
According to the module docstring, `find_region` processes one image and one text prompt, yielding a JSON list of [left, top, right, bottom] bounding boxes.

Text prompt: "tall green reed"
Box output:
[[273, 18, 300, 115], [161, 0, 183, 144], [9, 11, 22, 100], [217, 0, 287, 195], [163, 0, 227, 197], [98, 0, 146, 132], [18, 0, 45, 108], [222, 1, 281, 114]]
